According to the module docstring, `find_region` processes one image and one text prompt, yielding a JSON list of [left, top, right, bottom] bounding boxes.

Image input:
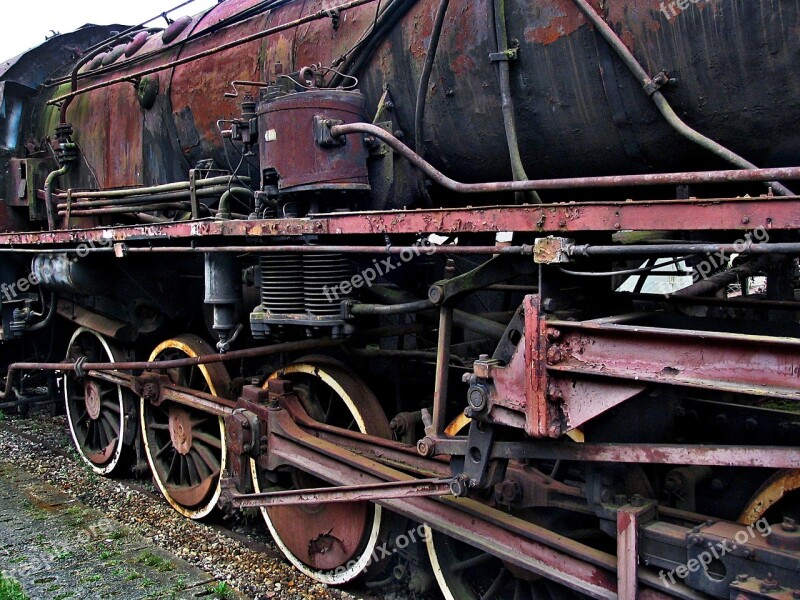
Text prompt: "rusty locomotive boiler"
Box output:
[[0, 0, 799, 598]]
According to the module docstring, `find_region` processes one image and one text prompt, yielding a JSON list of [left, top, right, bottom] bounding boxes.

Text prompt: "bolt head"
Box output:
[[546, 328, 562, 342], [468, 387, 487, 411], [417, 437, 435, 457], [450, 476, 470, 497], [546, 347, 565, 365], [428, 286, 445, 304]]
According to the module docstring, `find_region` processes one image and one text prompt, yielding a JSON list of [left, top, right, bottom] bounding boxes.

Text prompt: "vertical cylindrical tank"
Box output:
[[257, 89, 371, 194]]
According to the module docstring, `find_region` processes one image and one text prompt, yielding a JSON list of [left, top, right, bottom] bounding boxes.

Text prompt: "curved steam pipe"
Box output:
[[331, 122, 800, 193], [217, 187, 255, 220], [27, 293, 58, 332], [44, 164, 71, 230]]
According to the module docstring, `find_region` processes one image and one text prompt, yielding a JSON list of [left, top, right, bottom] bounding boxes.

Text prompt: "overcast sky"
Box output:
[[0, 0, 219, 60]]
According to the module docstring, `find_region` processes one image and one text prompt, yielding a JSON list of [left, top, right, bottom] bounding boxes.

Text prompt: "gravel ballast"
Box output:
[[0, 410, 373, 600]]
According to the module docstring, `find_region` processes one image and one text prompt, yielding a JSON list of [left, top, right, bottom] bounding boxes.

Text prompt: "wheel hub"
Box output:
[[84, 381, 102, 420], [169, 407, 193, 455]]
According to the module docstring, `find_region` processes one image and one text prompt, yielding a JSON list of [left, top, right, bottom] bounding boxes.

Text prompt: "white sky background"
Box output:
[[0, 0, 220, 60]]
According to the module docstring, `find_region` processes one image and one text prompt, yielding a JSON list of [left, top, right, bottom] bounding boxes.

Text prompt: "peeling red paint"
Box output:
[[523, 0, 589, 45]]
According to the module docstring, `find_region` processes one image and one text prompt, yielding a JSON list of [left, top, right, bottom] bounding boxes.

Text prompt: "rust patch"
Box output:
[[448, 3, 478, 75], [408, 9, 433, 61], [523, 0, 589, 45], [605, 0, 663, 48], [522, 0, 660, 48]]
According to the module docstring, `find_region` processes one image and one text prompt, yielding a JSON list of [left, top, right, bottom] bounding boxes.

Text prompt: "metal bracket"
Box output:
[[132, 372, 169, 407], [428, 254, 538, 306], [643, 71, 675, 96], [460, 420, 497, 490], [314, 116, 346, 148], [489, 48, 519, 63], [534, 237, 575, 264]]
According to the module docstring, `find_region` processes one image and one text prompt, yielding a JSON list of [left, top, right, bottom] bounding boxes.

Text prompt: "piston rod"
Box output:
[[224, 477, 453, 509]]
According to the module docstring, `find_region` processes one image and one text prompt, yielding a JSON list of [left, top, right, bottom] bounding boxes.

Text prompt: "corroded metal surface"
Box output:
[[1, 194, 800, 247], [19, 0, 800, 200]]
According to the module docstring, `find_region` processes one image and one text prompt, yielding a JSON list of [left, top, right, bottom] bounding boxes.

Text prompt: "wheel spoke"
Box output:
[[167, 451, 180, 480], [185, 454, 200, 486], [192, 441, 221, 472], [190, 416, 211, 428], [452, 552, 493, 573], [188, 448, 212, 479], [193, 431, 222, 449], [179, 454, 188, 484], [513, 579, 523, 600], [79, 422, 91, 446], [98, 419, 116, 445], [101, 399, 121, 413], [96, 420, 109, 448], [100, 410, 120, 436], [187, 367, 197, 390], [156, 441, 175, 459], [480, 568, 510, 600]]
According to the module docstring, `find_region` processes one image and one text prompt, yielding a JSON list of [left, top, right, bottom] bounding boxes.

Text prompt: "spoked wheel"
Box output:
[[426, 533, 582, 600], [141, 335, 229, 519], [251, 359, 391, 585], [427, 417, 585, 600], [64, 328, 132, 475]]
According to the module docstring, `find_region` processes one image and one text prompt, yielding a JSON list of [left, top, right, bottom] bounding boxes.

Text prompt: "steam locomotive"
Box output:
[[0, 0, 799, 597]]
